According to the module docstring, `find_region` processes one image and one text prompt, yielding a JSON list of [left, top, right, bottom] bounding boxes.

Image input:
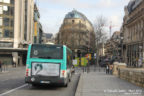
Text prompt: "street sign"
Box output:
[[94, 53, 96, 59]]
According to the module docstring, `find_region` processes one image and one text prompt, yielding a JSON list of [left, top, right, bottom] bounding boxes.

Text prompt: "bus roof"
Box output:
[[30, 44, 63, 47]]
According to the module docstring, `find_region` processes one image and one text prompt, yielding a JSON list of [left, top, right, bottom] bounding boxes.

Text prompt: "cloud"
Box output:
[[110, 16, 122, 27], [37, 0, 130, 34], [96, 0, 114, 7], [39, 0, 118, 9]]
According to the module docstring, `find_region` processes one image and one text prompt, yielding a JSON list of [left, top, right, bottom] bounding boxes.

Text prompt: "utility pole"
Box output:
[[109, 21, 118, 38], [72, 20, 75, 59], [79, 21, 81, 67]]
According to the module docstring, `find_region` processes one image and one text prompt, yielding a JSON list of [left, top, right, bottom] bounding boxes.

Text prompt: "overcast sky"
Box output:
[[36, 0, 130, 37]]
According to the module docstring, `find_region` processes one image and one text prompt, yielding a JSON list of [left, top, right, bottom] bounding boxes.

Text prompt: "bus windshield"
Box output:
[[30, 44, 63, 59]]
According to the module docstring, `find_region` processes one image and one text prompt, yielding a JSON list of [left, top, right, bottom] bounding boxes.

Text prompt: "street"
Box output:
[[0, 0, 144, 96], [0, 67, 80, 96], [0, 67, 144, 96], [77, 72, 144, 96]]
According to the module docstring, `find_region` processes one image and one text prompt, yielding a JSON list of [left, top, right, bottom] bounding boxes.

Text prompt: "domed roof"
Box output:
[[65, 9, 88, 20]]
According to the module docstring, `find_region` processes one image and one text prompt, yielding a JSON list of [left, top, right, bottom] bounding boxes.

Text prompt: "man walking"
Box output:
[[106, 64, 109, 74]]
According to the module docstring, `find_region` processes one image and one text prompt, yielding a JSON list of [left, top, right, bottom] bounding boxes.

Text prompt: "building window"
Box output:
[[10, 19, 14, 27], [24, 0, 28, 41], [0, 17, 3, 26], [3, 29, 13, 38], [0, 5, 3, 14], [3, 18, 9, 26], [3, 6, 9, 15], [9, 30, 13, 37], [3, 0, 10, 3], [0, 28, 2, 37], [0, 42, 13, 47], [10, 0, 14, 4], [72, 20, 75, 23], [4, 29, 9, 37], [10, 7, 14, 15]]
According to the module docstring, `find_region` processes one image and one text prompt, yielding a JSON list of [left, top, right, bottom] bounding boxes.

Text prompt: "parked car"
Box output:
[[100, 61, 107, 67]]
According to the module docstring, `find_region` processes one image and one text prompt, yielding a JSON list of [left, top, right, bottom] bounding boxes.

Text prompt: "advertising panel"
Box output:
[[32, 63, 60, 76]]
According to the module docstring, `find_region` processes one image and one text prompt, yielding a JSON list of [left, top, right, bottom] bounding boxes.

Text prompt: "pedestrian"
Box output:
[[12, 61, 14, 67], [109, 64, 113, 75], [106, 64, 109, 74], [138, 57, 142, 68], [12, 61, 16, 67], [14, 61, 16, 67], [0, 60, 2, 72]]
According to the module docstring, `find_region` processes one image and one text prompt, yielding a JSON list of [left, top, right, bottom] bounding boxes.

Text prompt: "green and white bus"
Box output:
[[25, 44, 73, 87]]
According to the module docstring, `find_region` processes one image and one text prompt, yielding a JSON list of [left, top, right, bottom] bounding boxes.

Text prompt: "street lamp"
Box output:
[[120, 36, 124, 62]]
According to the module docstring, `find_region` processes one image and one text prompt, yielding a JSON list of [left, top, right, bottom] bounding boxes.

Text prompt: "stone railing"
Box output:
[[118, 68, 144, 87]]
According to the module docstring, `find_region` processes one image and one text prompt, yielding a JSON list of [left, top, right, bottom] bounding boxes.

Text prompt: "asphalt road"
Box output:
[[0, 67, 80, 96]]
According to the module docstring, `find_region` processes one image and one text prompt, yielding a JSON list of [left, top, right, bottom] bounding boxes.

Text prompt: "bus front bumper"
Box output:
[[25, 76, 65, 85]]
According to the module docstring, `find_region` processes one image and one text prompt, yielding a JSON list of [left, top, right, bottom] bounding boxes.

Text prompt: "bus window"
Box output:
[[30, 44, 63, 59]]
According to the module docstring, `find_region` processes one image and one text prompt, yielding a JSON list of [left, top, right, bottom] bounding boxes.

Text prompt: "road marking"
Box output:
[[0, 84, 28, 96]]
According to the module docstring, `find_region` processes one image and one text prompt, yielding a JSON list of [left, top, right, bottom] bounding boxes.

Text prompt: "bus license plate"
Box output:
[[40, 81, 50, 84]]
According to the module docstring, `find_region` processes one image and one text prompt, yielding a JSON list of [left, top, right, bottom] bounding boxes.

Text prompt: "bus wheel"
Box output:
[[32, 84, 38, 87], [64, 83, 68, 87]]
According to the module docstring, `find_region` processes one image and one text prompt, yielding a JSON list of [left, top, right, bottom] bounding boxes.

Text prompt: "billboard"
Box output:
[[32, 63, 60, 76], [34, 22, 38, 36]]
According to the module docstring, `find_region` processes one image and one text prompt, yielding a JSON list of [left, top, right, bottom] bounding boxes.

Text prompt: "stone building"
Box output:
[[122, 0, 144, 67], [0, 0, 42, 66], [55, 10, 95, 57], [42, 33, 55, 44], [105, 31, 122, 59], [98, 43, 105, 57], [34, 4, 43, 44]]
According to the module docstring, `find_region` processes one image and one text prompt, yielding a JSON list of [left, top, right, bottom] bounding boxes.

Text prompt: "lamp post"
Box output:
[[139, 45, 143, 67], [120, 36, 124, 62], [72, 20, 75, 59]]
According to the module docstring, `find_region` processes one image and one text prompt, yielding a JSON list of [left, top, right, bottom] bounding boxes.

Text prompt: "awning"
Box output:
[[0, 48, 28, 52]]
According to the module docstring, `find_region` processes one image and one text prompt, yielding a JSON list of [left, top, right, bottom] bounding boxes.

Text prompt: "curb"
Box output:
[[75, 73, 83, 96]]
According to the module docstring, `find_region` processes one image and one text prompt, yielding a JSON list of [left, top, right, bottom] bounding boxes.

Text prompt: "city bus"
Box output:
[[25, 44, 73, 87]]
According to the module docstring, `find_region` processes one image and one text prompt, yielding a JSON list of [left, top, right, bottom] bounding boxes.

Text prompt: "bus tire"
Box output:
[[32, 84, 38, 87], [64, 83, 68, 87]]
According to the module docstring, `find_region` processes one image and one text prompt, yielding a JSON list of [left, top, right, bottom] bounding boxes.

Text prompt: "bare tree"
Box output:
[[94, 16, 108, 67]]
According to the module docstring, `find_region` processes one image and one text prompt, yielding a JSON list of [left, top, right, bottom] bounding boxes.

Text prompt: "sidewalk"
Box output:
[[75, 72, 144, 96], [0, 66, 26, 82], [0, 65, 13, 73]]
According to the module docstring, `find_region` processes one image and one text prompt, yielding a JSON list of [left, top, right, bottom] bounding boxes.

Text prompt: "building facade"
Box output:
[[122, 0, 144, 67], [34, 4, 43, 44], [55, 10, 95, 58], [98, 43, 105, 57], [105, 31, 122, 60], [42, 33, 55, 44], [0, 0, 38, 66]]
